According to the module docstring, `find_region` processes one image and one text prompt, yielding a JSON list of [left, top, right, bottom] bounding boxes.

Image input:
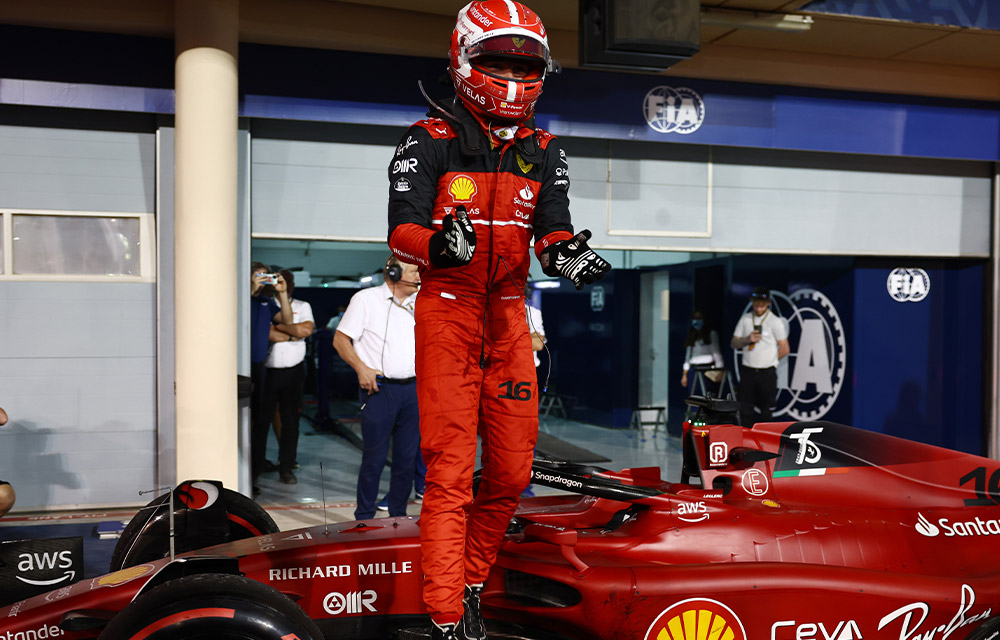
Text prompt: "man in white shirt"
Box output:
[[333, 256, 421, 520], [731, 287, 790, 427], [264, 269, 315, 485]]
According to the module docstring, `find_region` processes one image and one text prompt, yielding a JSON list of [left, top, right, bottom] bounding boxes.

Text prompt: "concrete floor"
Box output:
[[254, 409, 682, 531]]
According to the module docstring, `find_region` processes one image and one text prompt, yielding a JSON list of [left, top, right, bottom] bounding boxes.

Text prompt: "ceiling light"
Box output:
[[702, 9, 814, 32]]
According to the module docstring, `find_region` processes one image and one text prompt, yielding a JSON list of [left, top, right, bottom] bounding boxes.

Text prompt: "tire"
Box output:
[[98, 573, 322, 640], [110, 488, 279, 571], [965, 617, 1000, 640]]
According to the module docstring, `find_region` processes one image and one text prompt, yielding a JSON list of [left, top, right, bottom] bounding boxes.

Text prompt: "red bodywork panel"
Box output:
[[4, 420, 1000, 639]]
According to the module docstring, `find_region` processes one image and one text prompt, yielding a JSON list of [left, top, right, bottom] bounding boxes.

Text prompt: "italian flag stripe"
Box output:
[[774, 467, 850, 478]]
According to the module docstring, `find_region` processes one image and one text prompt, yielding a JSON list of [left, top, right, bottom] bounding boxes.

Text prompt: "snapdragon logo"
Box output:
[[915, 512, 1000, 537], [531, 471, 583, 489]]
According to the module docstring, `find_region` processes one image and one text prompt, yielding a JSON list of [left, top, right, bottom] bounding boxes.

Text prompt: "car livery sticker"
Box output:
[[92, 563, 155, 588], [644, 597, 747, 640], [774, 422, 915, 474]]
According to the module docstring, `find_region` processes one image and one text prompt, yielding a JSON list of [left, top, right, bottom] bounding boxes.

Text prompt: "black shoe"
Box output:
[[262, 460, 279, 472], [431, 621, 461, 640], [279, 471, 298, 485], [252, 485, 261, 496], [462, 584, 486, 640]]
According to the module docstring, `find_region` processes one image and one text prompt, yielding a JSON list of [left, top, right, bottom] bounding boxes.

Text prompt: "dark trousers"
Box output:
[[356, 381, 420, 520], [263, 362, 305, 474], [738, 365, 777, 427], [250, 361, 269, 481]]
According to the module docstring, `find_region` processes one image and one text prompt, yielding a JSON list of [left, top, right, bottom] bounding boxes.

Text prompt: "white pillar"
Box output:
[[174, 0, 240, 485]]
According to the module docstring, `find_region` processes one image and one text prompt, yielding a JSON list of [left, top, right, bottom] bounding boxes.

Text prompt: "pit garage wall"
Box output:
[[1, 41, 997, 507], [244, 49, 995, 441], [0, 114, 158, 509], [661, 256, 985, 454]]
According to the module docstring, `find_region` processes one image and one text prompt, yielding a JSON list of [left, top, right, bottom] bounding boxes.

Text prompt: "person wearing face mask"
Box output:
[[731, 288, 790, 426], [680, 310, 724, 393]]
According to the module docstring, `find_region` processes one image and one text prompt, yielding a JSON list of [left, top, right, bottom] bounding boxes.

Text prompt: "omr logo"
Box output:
[[734, 289, 846, 421], [323, 590, 377, 615]]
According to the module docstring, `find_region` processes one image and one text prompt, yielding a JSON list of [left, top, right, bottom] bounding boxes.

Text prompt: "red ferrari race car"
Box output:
[[3, 396, 1000, 640]]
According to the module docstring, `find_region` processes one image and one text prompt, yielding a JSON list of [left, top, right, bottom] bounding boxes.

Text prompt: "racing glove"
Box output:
[[539, 229, 611, 290], [429, 205, 476, 268]]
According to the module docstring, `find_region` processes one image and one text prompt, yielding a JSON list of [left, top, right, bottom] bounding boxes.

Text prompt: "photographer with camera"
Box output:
[[731, 287, 789, 427], [250, 262, 293, 495]]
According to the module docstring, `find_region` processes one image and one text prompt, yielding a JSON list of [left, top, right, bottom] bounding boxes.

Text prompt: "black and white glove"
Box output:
[[429, 206, 476, 268], [539, 229, 611, 290]]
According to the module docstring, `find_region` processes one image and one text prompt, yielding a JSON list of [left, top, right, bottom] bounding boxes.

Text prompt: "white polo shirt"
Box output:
[[734, 310, 788, 369], [337, 284, 416, 379], [265, 298, 314, 369]]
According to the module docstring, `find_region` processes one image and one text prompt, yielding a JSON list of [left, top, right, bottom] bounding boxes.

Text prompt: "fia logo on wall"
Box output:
[[887, 267, 930, 302], [735, 289, 846, 421], [643, 86, 705, 134]]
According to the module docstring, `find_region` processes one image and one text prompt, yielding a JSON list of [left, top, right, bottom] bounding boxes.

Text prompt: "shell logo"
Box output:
[[449, 175, 477, 202], [644, 598, 747, 640], [95, 563, 155, 587]]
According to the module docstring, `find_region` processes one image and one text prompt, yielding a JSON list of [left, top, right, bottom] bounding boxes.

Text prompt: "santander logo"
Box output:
[[915, 513, 939, 537], [519, 184, 534, 200]]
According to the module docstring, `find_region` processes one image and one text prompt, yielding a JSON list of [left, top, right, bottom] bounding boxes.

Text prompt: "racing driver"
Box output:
[[387, 2, 611, 638]]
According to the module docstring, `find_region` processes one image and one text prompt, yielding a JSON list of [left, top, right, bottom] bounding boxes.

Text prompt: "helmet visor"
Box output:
[[467, 34, 550, 68]]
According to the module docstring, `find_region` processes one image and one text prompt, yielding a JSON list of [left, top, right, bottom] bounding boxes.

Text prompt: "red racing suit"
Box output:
[[388, 100, 574, 624]]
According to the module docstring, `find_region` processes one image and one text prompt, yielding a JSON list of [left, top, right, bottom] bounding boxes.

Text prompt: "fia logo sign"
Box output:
[[735, 289, 846, 421], [887, 268, 929, 302], [643, 86, 705, 135]]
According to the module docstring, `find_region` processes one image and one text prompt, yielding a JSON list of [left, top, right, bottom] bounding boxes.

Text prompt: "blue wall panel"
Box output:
[[666, 257, 985, 453], [852, 261, 984, 453], [804, 0, 997, 29], [2, 26, 998, 162], [540, 270, 641, 428]]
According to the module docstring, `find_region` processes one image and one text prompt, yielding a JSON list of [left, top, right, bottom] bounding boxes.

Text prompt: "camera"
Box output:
[[258, 273, 278, 285]]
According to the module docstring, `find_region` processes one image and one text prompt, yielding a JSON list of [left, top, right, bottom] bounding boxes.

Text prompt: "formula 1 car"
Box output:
[[4, 396, 1000, 639]]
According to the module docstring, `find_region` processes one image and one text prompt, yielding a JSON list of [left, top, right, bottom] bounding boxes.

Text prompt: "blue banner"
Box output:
[[803, 0, 997, 30]]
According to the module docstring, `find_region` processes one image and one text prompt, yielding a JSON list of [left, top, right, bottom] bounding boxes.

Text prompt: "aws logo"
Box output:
[[676, 501, 708, 523], [448, 175, 477, 202], [644, 598, 747, 640], [735, 289, 846, 421]]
